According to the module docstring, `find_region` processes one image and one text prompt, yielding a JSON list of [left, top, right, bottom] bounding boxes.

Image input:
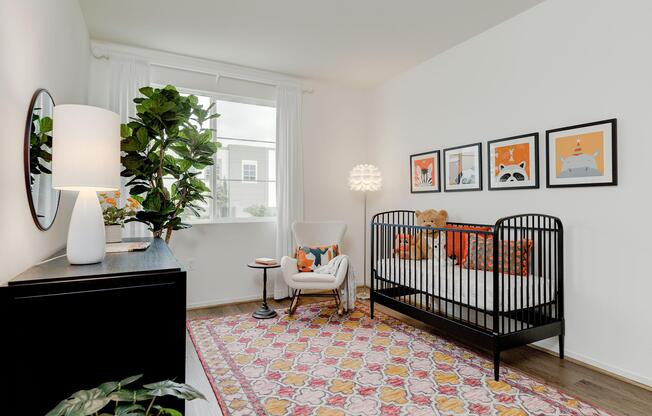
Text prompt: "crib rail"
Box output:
[[370, 211, 563, 336]]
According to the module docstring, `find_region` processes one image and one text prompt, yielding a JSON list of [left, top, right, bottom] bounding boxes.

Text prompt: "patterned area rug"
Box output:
[[187, 302, 610, 416]]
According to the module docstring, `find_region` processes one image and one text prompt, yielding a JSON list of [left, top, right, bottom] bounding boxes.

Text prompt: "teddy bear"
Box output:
[[415, 209, 449, 235], [394, 210, 448, 260]]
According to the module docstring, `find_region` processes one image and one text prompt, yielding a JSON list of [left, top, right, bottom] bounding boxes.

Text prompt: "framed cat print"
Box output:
[[546, 119, 617, 188], [443, 143, 482, 192], [410, 150, 440, 193], [487, 133, 539, 190]]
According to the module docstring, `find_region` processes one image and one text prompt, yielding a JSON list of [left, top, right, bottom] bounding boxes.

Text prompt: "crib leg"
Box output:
[[493, 342, 501, 381], [559, 334, 565, 360], [370, 298, 374, 319]]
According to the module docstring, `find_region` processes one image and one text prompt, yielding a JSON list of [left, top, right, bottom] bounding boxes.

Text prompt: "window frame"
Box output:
[[157, 85, 277, 224], [241, 160, 258, 183]]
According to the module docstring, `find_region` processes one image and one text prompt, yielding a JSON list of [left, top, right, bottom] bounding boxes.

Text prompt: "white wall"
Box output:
[[89, 52, 368, 307], [367, 0, 652, 386], [0, 0, 90, 283]]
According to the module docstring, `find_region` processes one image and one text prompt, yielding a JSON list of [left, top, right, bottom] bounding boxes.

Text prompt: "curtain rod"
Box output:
[[91, 44, 314, 93]]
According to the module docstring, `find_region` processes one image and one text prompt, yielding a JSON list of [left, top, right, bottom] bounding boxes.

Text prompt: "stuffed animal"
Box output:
[[415, 209, 449, 236], [394, 210, 449, 260]]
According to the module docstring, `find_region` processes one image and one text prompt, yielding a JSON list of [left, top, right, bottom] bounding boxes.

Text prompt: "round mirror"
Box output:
[[24, 89, 60, 230]]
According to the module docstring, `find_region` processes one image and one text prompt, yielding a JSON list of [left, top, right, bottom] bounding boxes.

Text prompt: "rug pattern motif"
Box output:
[[187, 302, 610, 416]]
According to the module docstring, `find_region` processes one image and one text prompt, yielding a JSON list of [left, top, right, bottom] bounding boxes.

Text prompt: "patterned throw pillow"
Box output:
[[464, 235, 533, 276], [295, 245, 339, 272], [445, 225, 493, 265]]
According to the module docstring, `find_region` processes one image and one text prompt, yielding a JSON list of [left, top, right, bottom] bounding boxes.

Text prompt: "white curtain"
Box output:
[[107, 55, 151, 238], [274, 84, 304, 299]]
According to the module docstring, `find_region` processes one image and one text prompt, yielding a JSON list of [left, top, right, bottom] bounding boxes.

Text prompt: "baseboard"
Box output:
[[530, 341, 652, 390], [187, 294, 263, 310], [187, 284, 368, 310]]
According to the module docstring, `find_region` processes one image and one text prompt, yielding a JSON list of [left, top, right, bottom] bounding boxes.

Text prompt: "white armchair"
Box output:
[[281, 221, 348, 315]]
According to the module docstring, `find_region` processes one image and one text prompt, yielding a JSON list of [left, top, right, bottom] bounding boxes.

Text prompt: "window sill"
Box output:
[[187, 217, 277, 225]]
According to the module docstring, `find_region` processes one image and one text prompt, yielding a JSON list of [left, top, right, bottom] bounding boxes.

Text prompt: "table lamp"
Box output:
[[53, 105, 121, 265], [348, 164, 382, 299]]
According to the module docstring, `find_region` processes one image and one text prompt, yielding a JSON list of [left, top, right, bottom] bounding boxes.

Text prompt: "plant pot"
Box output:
[[105, 224, 122, 243]]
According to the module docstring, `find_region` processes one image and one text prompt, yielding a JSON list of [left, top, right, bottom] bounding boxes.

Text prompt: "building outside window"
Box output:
[[165, 87, 276, 222]]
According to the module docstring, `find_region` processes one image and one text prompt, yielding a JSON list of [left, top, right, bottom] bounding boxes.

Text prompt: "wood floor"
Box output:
[[186, 293, 652, 416]]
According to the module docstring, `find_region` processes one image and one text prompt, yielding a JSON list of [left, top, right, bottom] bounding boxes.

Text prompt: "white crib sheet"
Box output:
[[375, 258, 554, 312]]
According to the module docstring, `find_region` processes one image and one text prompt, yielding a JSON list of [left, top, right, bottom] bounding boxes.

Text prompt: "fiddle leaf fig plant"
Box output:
[[46, 374, 205, 416], [120, 85, 220, 243], [28, 111, 53, 185]]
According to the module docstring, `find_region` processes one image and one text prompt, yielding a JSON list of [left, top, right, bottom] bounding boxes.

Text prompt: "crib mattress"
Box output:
[[375, 258, 554, 312]]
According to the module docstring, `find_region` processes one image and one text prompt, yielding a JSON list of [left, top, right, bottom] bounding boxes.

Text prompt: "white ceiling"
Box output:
[[79, 0, 543, 87]]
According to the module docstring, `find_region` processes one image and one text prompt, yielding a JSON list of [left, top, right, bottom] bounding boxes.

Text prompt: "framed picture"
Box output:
[[487, 133, 539, 190], [443, 143, 482, 192], [410, 150, 441, 193], [546, 119, 617, 188]]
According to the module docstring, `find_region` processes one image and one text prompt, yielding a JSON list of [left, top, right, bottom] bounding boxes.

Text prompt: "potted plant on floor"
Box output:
[[120, 85, 220, 244], [46, 374, 205, 416], [99, 191, 139, 243]]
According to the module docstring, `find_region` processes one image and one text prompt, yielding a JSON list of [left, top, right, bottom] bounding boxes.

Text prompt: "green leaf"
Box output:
[[129, 184, 150, 195], [120, 124, 131, 138], [139, 86, 154, 97], [39, 116, 53, 133], [153, 406, 182, 416], [97, 381, 120, 395], [143, 380, 206, 401], [108, 389, 152, 403], [115, 403, 146, 416]]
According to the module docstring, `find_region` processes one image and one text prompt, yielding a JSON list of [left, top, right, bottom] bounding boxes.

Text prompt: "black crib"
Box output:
[[370, 211, 564, 381]]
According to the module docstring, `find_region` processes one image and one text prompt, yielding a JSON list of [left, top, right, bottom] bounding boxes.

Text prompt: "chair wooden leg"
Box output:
[[288, 290, 301, 315], [334, 289, 344, 315]]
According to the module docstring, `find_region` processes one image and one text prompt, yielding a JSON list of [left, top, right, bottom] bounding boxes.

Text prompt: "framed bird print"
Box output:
[[410, 150, 440, 193], [488, 133, 539, 190], [546, 119, 617, 188]]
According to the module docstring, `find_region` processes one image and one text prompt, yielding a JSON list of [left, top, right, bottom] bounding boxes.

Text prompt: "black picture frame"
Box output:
[[546, 118, 617, 188], [487, 133, 540, 191], [409, 150, 441, 193], [443, 142, 483, 192]]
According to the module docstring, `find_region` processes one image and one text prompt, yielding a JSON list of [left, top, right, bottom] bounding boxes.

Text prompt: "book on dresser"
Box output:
[[0, 238, 187, 415]]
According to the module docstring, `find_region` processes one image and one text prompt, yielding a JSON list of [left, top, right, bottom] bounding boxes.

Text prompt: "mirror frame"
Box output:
[[24, 88, 60, 231]]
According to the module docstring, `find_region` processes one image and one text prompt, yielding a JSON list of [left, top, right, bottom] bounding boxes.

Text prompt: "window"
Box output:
[[242, 160, 257, 182], [169, 87, 277, 222], [215, 159, 222, 180]]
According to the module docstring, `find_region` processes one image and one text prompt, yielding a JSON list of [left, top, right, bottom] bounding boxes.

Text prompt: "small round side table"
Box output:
[[247, 262, 281, 319]]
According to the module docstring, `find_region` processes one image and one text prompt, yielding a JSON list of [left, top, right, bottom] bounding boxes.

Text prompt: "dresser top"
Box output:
[[9, 238, 182, 286]]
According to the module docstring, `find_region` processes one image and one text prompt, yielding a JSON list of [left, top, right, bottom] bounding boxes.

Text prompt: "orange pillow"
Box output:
[[445, 225, 493, 265]]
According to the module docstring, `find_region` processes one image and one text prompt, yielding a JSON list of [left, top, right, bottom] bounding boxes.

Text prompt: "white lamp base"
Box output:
[[67, 189, 106, 265]]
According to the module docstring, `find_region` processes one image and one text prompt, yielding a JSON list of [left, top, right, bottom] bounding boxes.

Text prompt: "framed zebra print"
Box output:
[[410, 150, 441, 193]]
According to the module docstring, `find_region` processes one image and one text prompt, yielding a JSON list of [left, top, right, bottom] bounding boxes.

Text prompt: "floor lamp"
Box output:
[[348, 164, 382, 300]]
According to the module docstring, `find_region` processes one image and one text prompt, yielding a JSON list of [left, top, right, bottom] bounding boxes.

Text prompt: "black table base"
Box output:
[[253, 304, 278, 319], [247, 262, 280, 319]]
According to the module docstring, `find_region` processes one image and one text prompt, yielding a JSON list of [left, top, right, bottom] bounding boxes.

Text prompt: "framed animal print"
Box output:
[[410, 150, 440, 193], [443, 143, 482, 192], [546, 119, 617, 188], [487, 133, 539, 190]]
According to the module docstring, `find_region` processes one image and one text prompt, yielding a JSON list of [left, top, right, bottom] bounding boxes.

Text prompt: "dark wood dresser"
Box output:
[[0, 238, 187, 415]]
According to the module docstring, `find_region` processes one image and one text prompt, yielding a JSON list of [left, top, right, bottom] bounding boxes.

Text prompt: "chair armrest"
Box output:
[[281, 256, 299, 286]]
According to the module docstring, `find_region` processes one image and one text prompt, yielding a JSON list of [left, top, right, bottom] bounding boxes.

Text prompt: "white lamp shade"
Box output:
[[349, 164, 382, 192], [52, 104, 121, 191]]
